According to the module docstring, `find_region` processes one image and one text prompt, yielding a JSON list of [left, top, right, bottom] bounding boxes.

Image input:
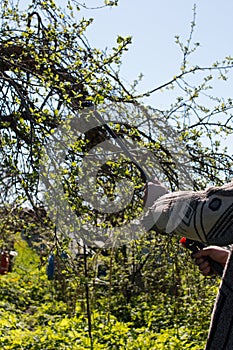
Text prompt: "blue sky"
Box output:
[[21, 0, 233, 110], [74, 0, 233, 109], [71, 0, 233, 154]]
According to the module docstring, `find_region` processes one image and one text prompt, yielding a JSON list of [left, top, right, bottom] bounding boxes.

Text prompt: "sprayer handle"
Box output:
[[179, 237, 224, 277]]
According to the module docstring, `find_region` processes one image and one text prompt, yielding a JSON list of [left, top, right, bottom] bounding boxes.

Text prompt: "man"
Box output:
[[144, 179, 233, 348], [195, 245, 233, 350]]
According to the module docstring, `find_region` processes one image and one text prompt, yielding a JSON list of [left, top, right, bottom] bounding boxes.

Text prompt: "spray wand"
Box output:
[[86, 105, 224, 277]]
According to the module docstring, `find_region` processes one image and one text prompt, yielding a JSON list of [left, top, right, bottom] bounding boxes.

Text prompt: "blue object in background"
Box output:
[[46, 254, 55, 280]]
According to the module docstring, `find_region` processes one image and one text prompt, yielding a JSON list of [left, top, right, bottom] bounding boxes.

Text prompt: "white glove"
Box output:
[[143, 177, 169, 208]]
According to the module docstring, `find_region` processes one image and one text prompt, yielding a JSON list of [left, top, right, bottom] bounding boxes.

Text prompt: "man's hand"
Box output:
[[193, 246, 229, 276]]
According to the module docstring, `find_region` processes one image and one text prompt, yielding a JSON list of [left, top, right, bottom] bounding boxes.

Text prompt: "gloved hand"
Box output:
[[143, 177, 169, 208]]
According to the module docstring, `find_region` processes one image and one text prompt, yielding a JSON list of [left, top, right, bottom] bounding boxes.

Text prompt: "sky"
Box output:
[[72, 0, 233, 108], [70, 0, 233, 153]]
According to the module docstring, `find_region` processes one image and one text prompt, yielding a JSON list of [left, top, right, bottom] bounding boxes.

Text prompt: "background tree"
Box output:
[[0, 0, 232, 210], [0, 1, 233, 348]]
